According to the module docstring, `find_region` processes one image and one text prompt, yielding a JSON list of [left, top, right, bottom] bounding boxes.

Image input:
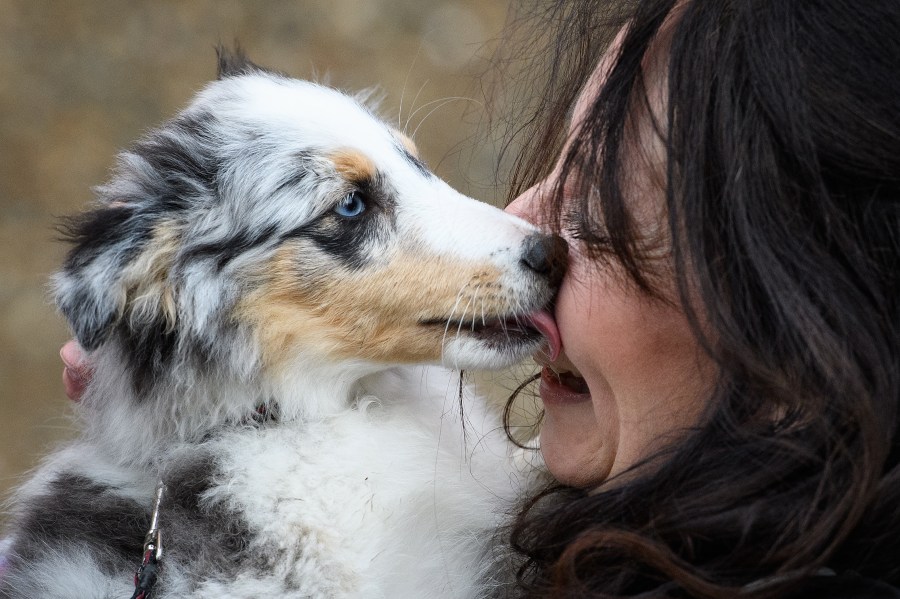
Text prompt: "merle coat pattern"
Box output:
[[0, 51, 565, 598]]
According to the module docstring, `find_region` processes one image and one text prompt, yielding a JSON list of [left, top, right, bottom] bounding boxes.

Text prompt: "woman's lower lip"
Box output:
[[539, 366, 592, 406]]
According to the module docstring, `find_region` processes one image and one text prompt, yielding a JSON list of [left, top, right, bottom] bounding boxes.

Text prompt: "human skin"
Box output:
[[505, 24, 715, 488], [61, 340, 90, 401]]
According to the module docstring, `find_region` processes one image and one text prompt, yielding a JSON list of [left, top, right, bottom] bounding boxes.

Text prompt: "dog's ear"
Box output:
[[55, 99, 219, 356], [53, 205, 139, 350], [215, 44, 285, 80], [216, 45, 265, 80]]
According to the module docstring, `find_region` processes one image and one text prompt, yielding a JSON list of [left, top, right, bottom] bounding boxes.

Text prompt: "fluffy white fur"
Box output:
[[0, 51, 564, 598]]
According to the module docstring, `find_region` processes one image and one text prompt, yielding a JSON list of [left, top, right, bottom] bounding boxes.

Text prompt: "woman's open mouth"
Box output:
[[543, 366, 589, 393], [534, 324, 591, 404], [540, 365, 591, 404]]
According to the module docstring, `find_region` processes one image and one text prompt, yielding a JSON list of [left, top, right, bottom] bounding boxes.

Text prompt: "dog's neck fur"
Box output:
[[80, 339, 390, 469]]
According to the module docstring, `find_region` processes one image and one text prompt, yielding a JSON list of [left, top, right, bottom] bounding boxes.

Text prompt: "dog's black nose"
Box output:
[[520, 233, 568, 287]]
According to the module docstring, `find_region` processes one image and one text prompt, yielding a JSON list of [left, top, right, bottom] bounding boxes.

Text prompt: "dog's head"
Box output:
[[55, 50, 566, 411]]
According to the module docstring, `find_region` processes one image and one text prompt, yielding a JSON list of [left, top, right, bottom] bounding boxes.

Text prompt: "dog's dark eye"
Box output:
[[334, 191, 367, 218]]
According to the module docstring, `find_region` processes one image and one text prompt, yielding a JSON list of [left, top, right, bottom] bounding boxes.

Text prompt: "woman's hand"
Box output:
[[60, 340, 92, 402]]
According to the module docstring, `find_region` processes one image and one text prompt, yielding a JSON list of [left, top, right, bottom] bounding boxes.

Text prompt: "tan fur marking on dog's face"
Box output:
[[236, 241, 506, 370], [329, 149, 377, 184], [122, 220, 180, 329], [393, 131, 419, 158]]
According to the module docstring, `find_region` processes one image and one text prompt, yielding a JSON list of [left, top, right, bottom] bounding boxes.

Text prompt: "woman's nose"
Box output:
[[505, 184, 542, 225]]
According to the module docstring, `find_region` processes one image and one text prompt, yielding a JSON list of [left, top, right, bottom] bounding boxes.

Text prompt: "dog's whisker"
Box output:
[[405, 95, 457, 130], [409, 96, 482, 141], [397, 39, 426, 129], [404, 79, 431, 132], [442, 284, 469, 362], [480, 295, 486, 328], [455, 289, 477, 343], [469, 283, 483, 333], [452, 288, 479, 373], [500, 295, 516, 345]]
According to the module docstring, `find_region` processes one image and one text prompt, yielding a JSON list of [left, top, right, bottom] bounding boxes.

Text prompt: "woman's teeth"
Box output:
[[547, 363, 582, 378], [545, 366, 590, 394], [535, 351, 588, 393]]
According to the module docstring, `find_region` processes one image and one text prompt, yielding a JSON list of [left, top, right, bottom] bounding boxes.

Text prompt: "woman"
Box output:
[[487, 0, 900, 596], [62, 0, 900, 596]]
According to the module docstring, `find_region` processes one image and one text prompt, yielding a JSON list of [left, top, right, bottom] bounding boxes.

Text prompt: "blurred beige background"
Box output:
[[0, 0, 537, 510]]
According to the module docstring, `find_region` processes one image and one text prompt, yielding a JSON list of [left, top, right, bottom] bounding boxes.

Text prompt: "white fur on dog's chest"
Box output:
[[187, 367, 522, 598]]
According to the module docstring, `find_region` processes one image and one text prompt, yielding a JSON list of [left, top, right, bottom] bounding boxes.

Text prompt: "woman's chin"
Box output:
[[538, 399, 612, 488]]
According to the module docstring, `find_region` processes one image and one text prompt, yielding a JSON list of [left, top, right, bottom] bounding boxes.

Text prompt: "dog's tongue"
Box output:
[[527, 309, 561, 361]]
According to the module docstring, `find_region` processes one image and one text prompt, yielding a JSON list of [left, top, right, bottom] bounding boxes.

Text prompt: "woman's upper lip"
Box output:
[[534, 349, 583, 379]]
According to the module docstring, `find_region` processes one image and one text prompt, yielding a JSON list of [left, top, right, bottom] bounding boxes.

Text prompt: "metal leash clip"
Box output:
[[143, 483, 164, 561], [131, 482, 165, 599]]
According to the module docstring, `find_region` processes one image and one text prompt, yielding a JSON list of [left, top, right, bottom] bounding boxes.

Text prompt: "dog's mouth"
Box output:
[[421, 315, 538, 339], [419, 308, 560, 356]]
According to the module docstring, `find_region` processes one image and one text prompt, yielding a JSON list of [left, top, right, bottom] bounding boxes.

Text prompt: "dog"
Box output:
[[0, 49, 566, 598]]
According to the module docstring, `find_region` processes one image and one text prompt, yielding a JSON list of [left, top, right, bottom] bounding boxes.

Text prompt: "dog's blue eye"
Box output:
[[334, 192, 367, 218]]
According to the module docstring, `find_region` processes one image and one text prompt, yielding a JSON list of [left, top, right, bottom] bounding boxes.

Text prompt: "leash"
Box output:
[[126, 405, 273, 598], [131, 482, 165, 599]]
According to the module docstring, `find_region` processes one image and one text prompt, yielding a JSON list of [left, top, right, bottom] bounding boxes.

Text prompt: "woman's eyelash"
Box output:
[[564, 211, 612, 246], [563, 210, 589, 240], [565, 224, 588, 241]]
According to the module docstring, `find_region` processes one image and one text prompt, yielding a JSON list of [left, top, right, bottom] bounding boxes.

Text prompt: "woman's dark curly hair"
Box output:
[[491, 0, 900, 596]]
